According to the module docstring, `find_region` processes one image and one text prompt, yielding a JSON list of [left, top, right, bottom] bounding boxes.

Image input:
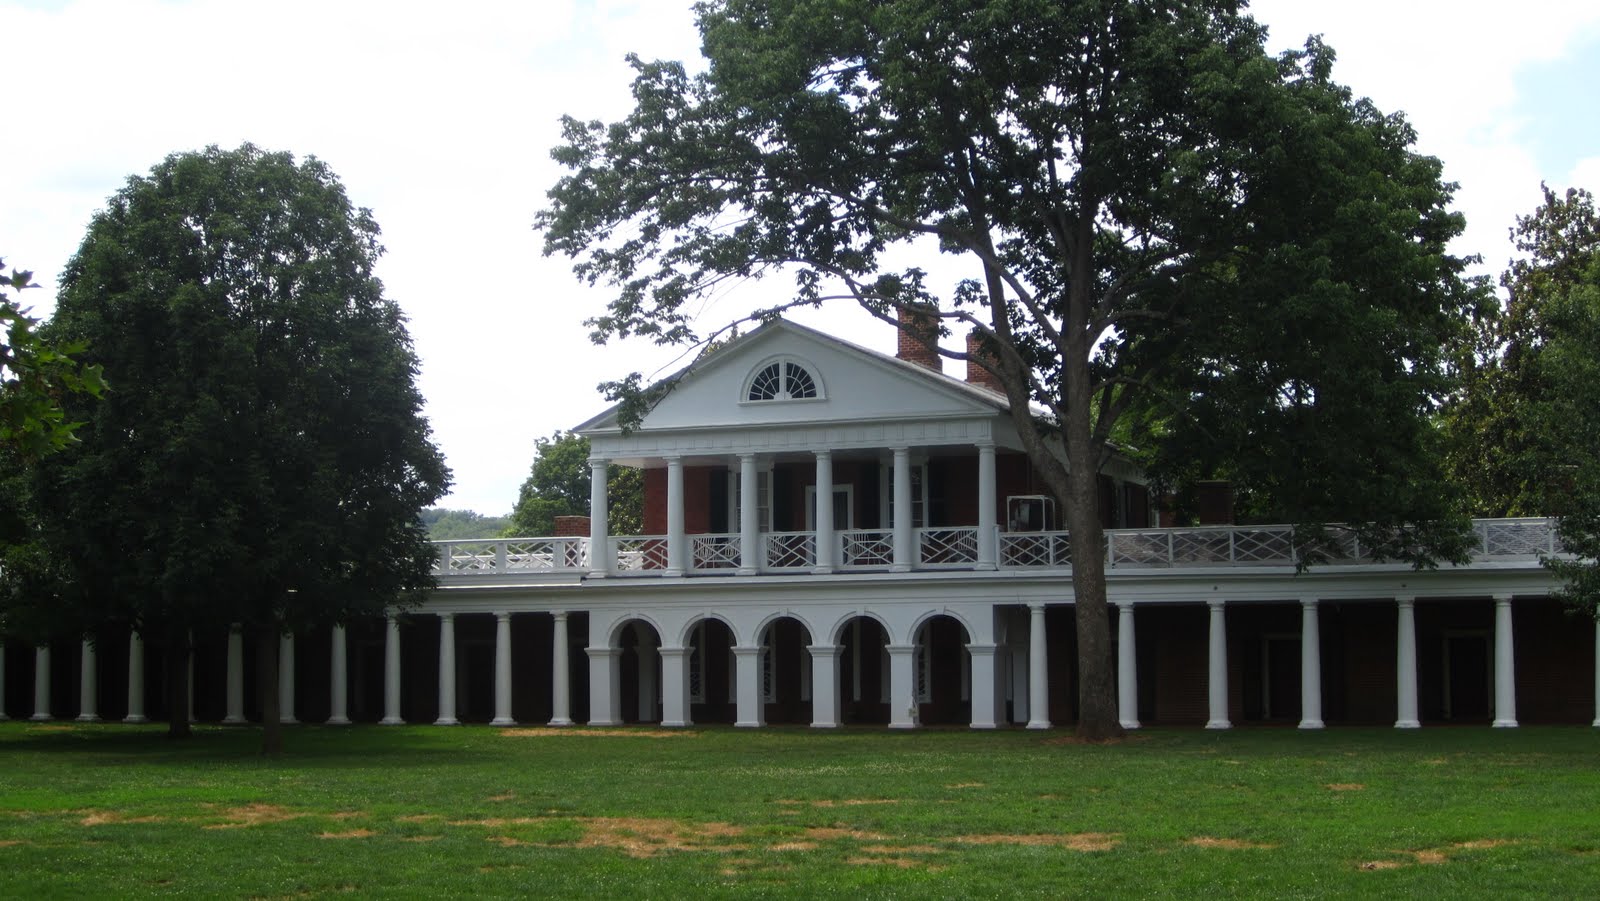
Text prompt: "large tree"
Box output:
[[506, 431, 643, 537], [1, 262, 106, 458], [1445, 185, 1600, 613], [539, 0, 1481, 739], [9, 144, 449, 750]]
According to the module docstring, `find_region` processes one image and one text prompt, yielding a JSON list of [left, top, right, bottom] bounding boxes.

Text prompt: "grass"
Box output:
[[2, 722, 1598, 898]]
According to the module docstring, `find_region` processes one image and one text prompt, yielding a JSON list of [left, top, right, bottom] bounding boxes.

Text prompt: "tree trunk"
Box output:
[[1065, 462, 1122, 741], [164, 625, 191, 740], [257, 630, 283, 756]]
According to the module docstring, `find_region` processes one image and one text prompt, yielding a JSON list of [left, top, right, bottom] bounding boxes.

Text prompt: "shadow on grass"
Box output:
[[0, 722, 503, 767]]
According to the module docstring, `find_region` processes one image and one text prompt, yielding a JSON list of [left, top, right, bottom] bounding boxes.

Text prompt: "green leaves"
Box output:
[[0, 260, 107, 459]]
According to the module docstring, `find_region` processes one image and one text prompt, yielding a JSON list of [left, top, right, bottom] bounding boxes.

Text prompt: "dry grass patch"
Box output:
[[78, 810, 165, 827], [946, 782, 985, 789], [498, 728, 689, 739], [1325, 783, 1366, 792], [1359, 839, 1517, 871], [846, 855, 944, 871], [955, 832, 1121, 851], [395, 814, 439, 823], [574, 816, 747, 858], [399, 835, 441, 843], [1185, 837, 1278, 850], [804, 826, 888, 842], [775, 798, 898, 808], [769, 841, 817, 851], [203, 804, 305, 830], [318, 829, 376, 839], [448, 817, 544, 828], [0, 840, 29, 847], [487, 792, 516, 802]]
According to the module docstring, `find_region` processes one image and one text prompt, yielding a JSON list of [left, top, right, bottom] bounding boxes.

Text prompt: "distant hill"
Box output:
[[420, 508, 514, 541]]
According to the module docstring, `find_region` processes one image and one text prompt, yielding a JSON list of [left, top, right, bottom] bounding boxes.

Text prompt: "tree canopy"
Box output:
[[1, 262, 106, 458], [507, 431, 643, 537], [5, 144, 450, 747], [422, 508, 514, 541], [538, 0, 1483, 738], [1444, 184, 1600, 614]]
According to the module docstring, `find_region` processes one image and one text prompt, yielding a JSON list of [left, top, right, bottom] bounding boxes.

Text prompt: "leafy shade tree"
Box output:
[[507, 431, 643, 537], [1, 262, 106, 457], [1444, 185, 1600, 614], [421, 508, 514, 541], [13, 145, 449, 749], [538, 0, 1483, 739]]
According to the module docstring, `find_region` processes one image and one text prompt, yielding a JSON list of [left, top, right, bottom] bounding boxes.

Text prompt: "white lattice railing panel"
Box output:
[[692, 534, 741, 570], [1107, 531, 1175, 566], [999, 532, 1070, 567], [610, 535, 669, 572], [1229, 528, 1296, 564], [765, 532, 815, 569], [841, 529, 894, 568], [919, 527, 978, 566], [436, 541, 499, 574], [1479, 518, 1558, 557]]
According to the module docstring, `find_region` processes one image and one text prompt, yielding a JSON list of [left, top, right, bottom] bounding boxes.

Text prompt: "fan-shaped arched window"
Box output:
[[744, 358, 821, 402]]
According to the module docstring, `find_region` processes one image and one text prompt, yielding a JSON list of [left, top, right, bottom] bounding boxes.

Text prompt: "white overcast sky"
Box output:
[[3, 0, 1598, 515]]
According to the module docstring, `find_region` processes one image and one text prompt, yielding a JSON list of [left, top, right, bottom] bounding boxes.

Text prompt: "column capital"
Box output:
[[974, 438, 996, 450], [662, 453, 683, 464], [496, 611, 512, 622], [806, 643, 842, 657], [731, 645, 761, 657], [813, 448, 832, 460], [1299, 597, 1320, 609], [438, 611, 455, 623], [588, 456, 609, 468], [1493, 594, 1514, 606], [585, 646, 622, 660], [1115, 600, 1137, 610], [1207, 598, 1227, 610], [885, 643, 916, 655], [552, 610, 569, 622], [658, 645, 689, 659], [1028, 602, 1048, 613], [1396, 596, 1416, 609], [965, 642, 998, 655]]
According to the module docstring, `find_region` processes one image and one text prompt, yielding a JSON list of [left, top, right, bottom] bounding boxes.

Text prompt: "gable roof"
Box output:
[[573, 317, 1011, 436]]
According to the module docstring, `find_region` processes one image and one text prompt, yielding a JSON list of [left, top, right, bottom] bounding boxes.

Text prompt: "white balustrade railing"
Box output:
[[765, 531, 815, 570], [918, 527, 978, 567], [840, 529, 894, 568], [692, 534, 741, 571], [435, 518, 1562, 578]]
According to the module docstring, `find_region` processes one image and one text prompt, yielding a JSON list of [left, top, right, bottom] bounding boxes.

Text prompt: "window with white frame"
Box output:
[[744, 358, 822, 402]]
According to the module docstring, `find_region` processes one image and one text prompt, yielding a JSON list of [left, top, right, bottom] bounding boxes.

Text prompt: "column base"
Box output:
[[0, 714, 8, 722], [587, 719, 619, 727], [810, 721, 839, 729], [888, 564, 911, 573], [123, 715, 147, 724], [490, 716, 516, 726], [1025, 720, 1051, 730], [75, 714, 100, 723], [663, 569, 684, 578], [379, 716, 405, 725], [326, 716, 351, 726], [1394, 719, 1421, 729], [548, 717, 573, 727], [733, 720, 761, 729], [1119, 719, 1141, 730], [736, 567, 757, 576], [969, 721, 997, 730], [1491, 718, 1519, 728], [888, 722, 918, 730], [810, 566, 834, 575], [973, 562, 997, 572], [30, 713, 51, 721], [1297, 719, 1324, 730], [434, 717, 460, 726], [664, 719, 692, 728], [222, 715, 246, 725], [279, 716, 298, 725], [1205, 719, 1232, 730]]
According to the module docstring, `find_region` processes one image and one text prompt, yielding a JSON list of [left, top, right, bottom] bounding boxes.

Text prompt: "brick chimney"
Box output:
[[965, 329, 1004, 391], [895, 305, 940, 370]]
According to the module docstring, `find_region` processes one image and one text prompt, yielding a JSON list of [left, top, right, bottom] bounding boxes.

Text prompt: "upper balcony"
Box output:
[[431, 517, 1562, 582]]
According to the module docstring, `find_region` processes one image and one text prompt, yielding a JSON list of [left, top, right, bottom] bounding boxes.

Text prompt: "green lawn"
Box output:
[[2, 722, 1597, 898]]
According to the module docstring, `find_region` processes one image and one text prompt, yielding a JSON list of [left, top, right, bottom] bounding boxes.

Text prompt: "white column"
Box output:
[[278, 633, 298, 725], [968, 643, 998, 729], [887, 643, 917, 728], [381, 613, 404, 725], [1492, 595, 1518, 728], [31, 646, 51, 721], [589, 459, 610, 577], [550, 612, 573, 726], [665, 455, 686, 576], [224, 625, 246, 724], [491, 612, 515, 726], [1117, 603, 1140, 730], [328, 625, 350, 725], [731, 645, 763, 727], [1395, 598, 1420, 728], [976, 441, 997, 570], [660, 646, 691, 727], [808, 644, 841, 728], [587, 646, 621, 726], [1593, 618, 1600, 729], [812, 450, 835, 573], [1027, 604, 1050, 729], [1206, 600, 1231, 729], [891, 447, 913, 572], [124, 631, 147, 724], [637, 638, 658, 722], [1299, 598, 1324, 729], [738, 453, 760, 575], [435, 613, 458, 725], [75, 639, 99, 722]]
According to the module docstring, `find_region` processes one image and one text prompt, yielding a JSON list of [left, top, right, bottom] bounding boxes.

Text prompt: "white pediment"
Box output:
[[576, 320, 1011, 457]]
